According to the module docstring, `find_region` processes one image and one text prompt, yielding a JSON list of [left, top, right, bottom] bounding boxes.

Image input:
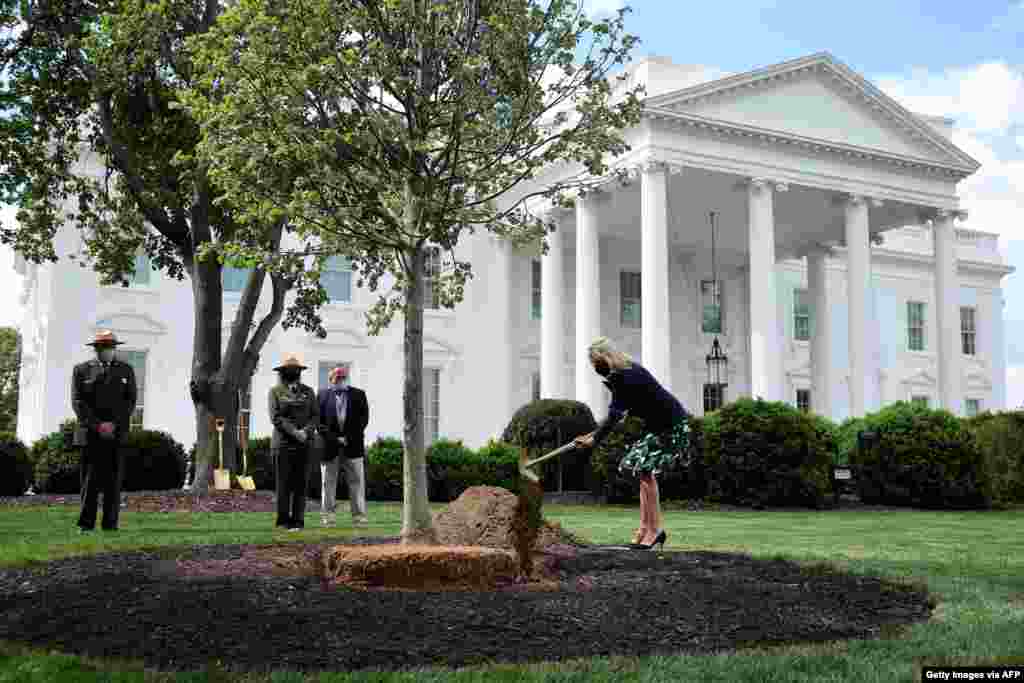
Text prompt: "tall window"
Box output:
[[911, 395, 930, 409], [907, 301, 926, 351], [619, 271, 641, 328], [120, 349, 147, 430], [222, 265, 251, 294], [703, 383, 724, 413], [423, 367, 440, 443], [237, 382, 252, 449], [793, 289, 810, 341], [961, 307, 976, 356], [531, 260, 542, 320], [701, 280, 723, 333], [318, 361, 350, 391], [796, 388, 811, 413], [531, 371, 541, 401], [323, 256, 352, 303], [965, 398, 981, 417], [423, 247, 442, 310], [128, 250, 151, 286]]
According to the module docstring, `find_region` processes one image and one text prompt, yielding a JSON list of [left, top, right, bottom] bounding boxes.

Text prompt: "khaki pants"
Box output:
[[321, 457, 367, 519]]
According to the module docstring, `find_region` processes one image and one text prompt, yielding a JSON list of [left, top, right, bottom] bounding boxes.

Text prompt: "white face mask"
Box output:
[[97, 348, 115, 363]]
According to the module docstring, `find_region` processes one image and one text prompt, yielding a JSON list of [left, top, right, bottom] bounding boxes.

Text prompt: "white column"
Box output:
[[641, 160, 672, 390], [747, 178, 784, 402], [933, 210, 962, 414], [574, 194, 604, 420], [806, 246, 831, 417], [844, 196, 871, 417], [540, 215, 566, 398]]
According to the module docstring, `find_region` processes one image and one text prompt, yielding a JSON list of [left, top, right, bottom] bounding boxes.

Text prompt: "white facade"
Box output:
[[15, 52, 1015, 451]]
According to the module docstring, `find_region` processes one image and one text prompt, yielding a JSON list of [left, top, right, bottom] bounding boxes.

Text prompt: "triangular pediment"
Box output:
[[645, 53, 979, 171], [95, 312, 167, 336]]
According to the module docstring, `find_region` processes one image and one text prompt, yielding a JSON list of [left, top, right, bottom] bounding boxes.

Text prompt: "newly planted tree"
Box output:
[[0, 1, 334, 490], [185, 0, 642, 541]]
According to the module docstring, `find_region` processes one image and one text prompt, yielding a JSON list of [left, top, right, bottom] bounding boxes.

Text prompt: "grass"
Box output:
[[1, 500, 1023, 682]]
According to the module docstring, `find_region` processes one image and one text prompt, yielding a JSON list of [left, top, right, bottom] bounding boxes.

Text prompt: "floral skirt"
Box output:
[[618, 416, 692, 477]]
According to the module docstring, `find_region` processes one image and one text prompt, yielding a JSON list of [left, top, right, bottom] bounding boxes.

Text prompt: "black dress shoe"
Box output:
[[636, 530, 667, 550]]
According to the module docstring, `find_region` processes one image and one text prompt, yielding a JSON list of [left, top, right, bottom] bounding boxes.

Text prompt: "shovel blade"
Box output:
[[213, 469, 231, 490], [238, 475, 256, 491]]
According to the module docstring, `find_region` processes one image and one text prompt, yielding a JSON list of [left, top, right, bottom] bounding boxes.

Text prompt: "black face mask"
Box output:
[[593, 359, 611, 377], [279, 369, 301, 383]]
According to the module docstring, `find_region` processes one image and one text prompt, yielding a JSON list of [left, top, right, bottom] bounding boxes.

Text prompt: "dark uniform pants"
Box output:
[[275, 446, 311, 527], [78, 439, 125, 530]]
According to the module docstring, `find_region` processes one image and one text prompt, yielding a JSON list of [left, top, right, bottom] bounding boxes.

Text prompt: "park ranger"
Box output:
[[71, 330, 137, 533], [268, 354, 319, 530]]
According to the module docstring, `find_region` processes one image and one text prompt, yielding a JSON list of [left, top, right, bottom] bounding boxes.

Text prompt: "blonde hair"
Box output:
[[587, 336, 633, 371]]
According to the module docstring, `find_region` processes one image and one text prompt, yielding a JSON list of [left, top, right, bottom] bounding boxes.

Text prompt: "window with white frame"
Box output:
[[423, 247, 442, 310], [531, 260, 541, 321], [793, 289, 810, 341], [701, 280, 723, 334], [796, 388, 811, 413], [423, 367, 440, 443], [911, 395, 930, 409], [907, 301, 926, 351], [237, 381, 252, 448], [128, 249, 151, 287], [961, 307, 976, 356], [703, 383, 724, 413], [965, 398, 981, 417], [531, 371, 540, 401], [120, 349, 147, 430], [620, 271, 641, 328], [318, 361, 351, 391], [322, 256, 352, 303], [222, 265, 251, 294]]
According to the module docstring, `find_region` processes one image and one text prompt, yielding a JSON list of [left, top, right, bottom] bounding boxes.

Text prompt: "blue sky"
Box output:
[[1, 0, 1022, 404]]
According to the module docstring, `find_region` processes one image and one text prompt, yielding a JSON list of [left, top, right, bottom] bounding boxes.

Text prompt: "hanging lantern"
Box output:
[[705, 211, 728, 407]]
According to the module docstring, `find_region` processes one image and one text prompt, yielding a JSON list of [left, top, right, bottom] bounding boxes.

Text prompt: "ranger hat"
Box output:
[[273, 353, 308, 372], [87, 330, 125, 347]]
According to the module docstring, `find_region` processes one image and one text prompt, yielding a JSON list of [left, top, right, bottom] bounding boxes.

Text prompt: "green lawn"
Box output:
[[1, 501, 1022, 682]]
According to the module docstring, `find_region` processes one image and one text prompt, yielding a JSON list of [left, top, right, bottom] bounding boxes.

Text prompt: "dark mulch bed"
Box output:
[[0, 537, 934, 673]]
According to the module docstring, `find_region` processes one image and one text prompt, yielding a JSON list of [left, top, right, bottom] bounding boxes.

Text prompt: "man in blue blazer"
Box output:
[[317, 365, 370, 527]]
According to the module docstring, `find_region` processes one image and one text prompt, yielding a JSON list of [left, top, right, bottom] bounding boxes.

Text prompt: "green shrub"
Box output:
[[31, 419, 83, 494], [473, 439, 522, 493], [366, 436, 404, 501], [426, 438, 478, 501], [0, 432, 32, 496], [242, 437, 274, 490], [835, 416, 866, 466], [963, 410, 1024, 507], [501, 399, 597, 493], [850, 401, 988, 509], [590, 415, 645, 503], [701, 398, 837, 509], [120, 430, 187, 491]]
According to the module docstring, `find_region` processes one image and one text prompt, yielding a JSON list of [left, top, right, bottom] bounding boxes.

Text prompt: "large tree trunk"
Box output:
[[400, 242, 438, 544], [188, 247, 226, 492]]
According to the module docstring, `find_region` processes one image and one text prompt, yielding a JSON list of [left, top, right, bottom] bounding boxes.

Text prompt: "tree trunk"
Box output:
[[400, 240, 438, 544]]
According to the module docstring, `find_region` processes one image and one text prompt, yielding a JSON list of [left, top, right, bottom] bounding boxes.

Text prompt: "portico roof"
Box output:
[[641, 52, 980, 180]]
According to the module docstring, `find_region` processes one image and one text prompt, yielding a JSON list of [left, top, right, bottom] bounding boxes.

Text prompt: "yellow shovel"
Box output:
[[213, 418, 231, 490], [237, 431, 256, 490]]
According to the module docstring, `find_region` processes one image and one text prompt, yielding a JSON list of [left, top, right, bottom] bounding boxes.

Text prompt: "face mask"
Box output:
[[333, 377, 349, 389], [593, 359, 611, 377], [280, 369, 301, 383], [97, 348, 115, 363]]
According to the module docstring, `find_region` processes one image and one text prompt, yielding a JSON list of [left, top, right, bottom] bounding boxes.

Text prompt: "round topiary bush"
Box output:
[[0, 432, 33, 496], [701, 397, 837, 509], [850, 401, 988, 509], [31, 419, 83, 494], [501, 399, 597, 493], [964, 410, 1024, 507], [120, 430, 188, 491]]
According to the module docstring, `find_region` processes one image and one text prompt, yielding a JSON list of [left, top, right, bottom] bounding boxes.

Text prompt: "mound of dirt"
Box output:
[[432, 486, 583, 550]]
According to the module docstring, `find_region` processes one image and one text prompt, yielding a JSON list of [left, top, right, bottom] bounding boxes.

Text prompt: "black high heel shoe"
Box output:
[[637, 529, 667, 550]]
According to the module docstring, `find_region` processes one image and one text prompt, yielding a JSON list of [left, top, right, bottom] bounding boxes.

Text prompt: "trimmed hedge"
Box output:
[[31, 420, 83, 493], [700, 398, 837, 509], [849, 401, 989, 509], [120, 430, 188, 491], [965, 410, 1024, 506], [0, 432, 32, 496], [501, 399, 597, 493]]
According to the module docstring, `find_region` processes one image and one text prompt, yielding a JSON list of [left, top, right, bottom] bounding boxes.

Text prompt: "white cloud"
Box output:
[[583, 0, 625, 18], [1006, 366, 1024, 410], [0, 205, 25, 330]]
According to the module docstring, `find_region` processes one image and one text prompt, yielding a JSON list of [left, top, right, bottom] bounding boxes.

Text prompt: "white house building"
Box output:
[[15, 52, 1015, 454]]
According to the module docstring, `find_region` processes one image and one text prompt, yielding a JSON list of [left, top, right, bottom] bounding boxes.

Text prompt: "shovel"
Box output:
[[519, 440, 579, 483], [213, 418, 231, 490], [237, 434, 256, 490]]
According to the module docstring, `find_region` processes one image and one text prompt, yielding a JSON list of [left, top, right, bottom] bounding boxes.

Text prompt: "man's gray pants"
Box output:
[[320, 456, 367, 519]]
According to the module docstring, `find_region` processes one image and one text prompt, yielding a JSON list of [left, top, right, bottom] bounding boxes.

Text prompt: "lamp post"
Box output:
[[705, 211, 728, 409]]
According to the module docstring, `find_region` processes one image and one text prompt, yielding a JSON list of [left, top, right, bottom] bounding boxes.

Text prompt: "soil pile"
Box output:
[[432, 485, 584, 550], [320, 544, 525, 591]]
